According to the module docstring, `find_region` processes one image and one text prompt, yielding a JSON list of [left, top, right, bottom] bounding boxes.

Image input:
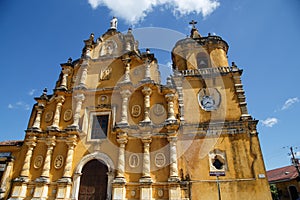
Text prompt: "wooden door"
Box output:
[[79, 160, 108, 200]]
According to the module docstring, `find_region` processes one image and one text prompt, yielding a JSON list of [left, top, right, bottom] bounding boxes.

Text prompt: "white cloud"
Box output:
[[87, 0, 220, 24], [28, 89, 36, 96], [8, 101, 30, 111], [281, 97, 299, 110], [261, 117, 278, 128]]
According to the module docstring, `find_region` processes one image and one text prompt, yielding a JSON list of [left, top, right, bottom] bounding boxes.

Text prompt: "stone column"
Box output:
[[173, 73, 185, 122], [121, 57, 131, 83], [139, 136, 152, 200], [63, 136, 77, 179], [167, 134, 181, 200], [33, 137, 55, 200], [141, 86, 152, 123], [141, 137, 152, 180], [9, 137, 36, 200], [31, 103, 45, 130], [69, 94, 85, 129], [165, 93, 176, 122], [78, 60, 89, 88], [116, 132, 128, 180], [118, 90, 131, 125], [56, 135, 77, 200], [144, 59, 151, 80], [49, 96, 65, 130], [70, 172, 81, 200], [0, 158, 14, 199], [20, 138, 37, 178], [167, 136, 179, 180], [59, 68, 71, 90], [112, 132, 127, 200], [40, 137, 56, 180]]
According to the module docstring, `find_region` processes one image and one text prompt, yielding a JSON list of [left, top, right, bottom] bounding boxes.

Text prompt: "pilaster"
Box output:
[[56, 135, 77, 200], [143, 58, 151, 81], [141, 86, 152, 124], [48, 96, 65, 130], [112, 132, 128, 200], [68, 94, 85, 129], [117, 90, 131, 126], [165, 93, 177, 123], [121, 55, 131, 83], [77, 60, 89, 89], [9, 137, 37, 200], [139, 134, 153, 200], [167, 135, 179, 181], [31, 103, 45, 131], [0, 156, 14, 199], [57, 66, 72, 90], [33, 136, 55, 200]]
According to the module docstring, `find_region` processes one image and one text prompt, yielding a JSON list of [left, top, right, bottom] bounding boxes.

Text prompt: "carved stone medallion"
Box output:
[[33, 155, 44, 169], [130, 190, 136, 197], [131, 105, 141, 118], [129, 153, 139, 168], [155, 153, 166, 167], [157, 189, 164, 197], [54, 155, 64, 169], [98, 95, 109, 104], [63, 109, 73, 122], [44, 111, 53, 123], [152, 104, 165, 116]]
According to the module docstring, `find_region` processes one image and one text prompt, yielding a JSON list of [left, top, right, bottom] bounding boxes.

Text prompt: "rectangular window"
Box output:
[[91, 115, 109, 139]]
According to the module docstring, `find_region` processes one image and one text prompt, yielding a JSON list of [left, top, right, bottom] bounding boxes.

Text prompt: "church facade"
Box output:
[[0, 18, 272, 199]]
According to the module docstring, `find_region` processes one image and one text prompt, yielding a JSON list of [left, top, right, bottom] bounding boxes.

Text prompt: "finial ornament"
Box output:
[[110, 16, 118, 30], [189, 20, 197, 29], [40, 88, 48, 100], [189, 19, 201, 38], [43, 88, 47, 95]]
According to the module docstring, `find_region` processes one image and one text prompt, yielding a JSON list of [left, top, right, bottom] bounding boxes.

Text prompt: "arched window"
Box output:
[[288, 185, 299, 200], [197, 52, 210, 69]]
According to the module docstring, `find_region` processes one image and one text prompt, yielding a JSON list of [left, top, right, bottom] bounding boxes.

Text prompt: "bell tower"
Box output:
[[171, 21, 271, 199]]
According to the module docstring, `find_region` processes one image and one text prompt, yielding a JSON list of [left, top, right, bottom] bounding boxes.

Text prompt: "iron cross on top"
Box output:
[[189, 20, 197, 28]]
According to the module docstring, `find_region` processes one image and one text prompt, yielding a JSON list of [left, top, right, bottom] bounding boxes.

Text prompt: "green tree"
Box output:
[[270, 184, 279, 200]]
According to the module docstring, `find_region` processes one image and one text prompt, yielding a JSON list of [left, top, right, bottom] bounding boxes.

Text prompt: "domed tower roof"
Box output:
[[172, 20, 229, 71]]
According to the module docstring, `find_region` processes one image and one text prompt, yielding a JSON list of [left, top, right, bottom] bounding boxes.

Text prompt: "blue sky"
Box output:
[[0, 0, 299, 170]]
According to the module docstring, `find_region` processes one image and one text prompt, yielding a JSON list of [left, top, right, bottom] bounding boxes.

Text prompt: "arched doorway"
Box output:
[[79, 160, 108, 200], [288, 185, 299, 200]]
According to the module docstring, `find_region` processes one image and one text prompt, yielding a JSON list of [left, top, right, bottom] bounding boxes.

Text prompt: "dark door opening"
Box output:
[[289, 185, 299, 200], [79, 160, 108, 200]]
